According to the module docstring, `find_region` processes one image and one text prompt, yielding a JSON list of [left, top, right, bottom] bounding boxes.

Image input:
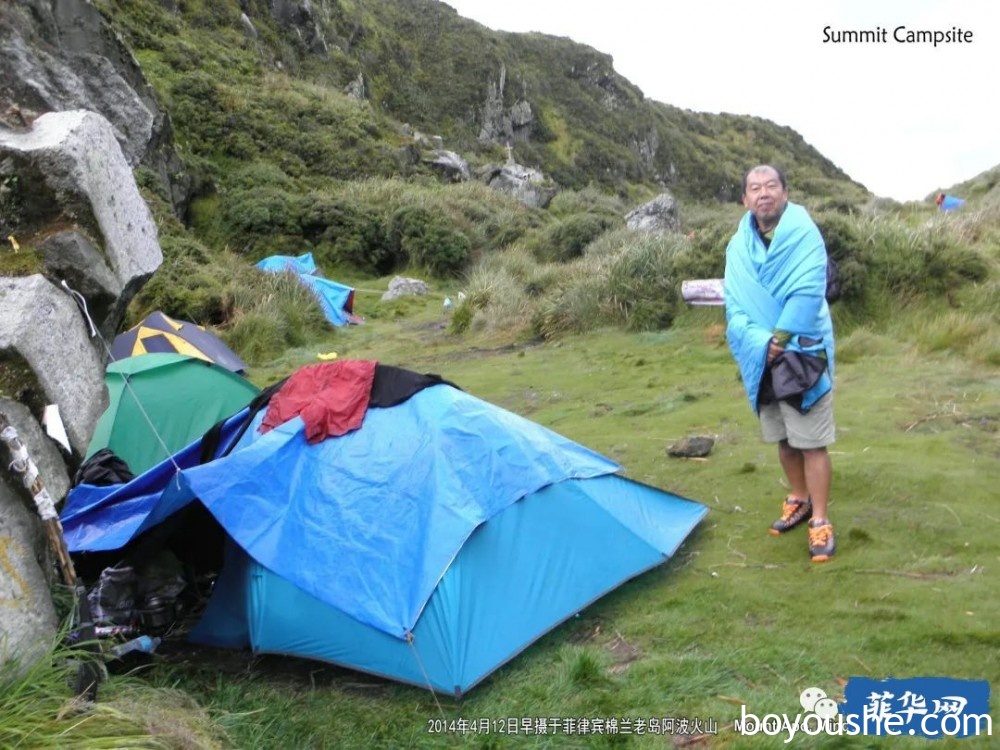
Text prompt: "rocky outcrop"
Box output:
[[424, 149, 470, 183], [0, 109, 159, 673], [625, 192, 680, 233], [343, 72, 365, 100], [567, 56, 635, 112], [481, 162, 557, 209], [0, 0, 191, 214], [478, 64, 534, 145], [267, 0, 330, 56], [0, 275, 108, 454], [0, 110, 163, 335]]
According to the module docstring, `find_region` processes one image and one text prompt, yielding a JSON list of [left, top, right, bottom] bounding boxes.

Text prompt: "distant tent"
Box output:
[[62, 361, 706, 696], [256, 253, 361, 327], [110, 311, 248, 374], [936, 193, 966, 212], [86, 353, 260, 475]]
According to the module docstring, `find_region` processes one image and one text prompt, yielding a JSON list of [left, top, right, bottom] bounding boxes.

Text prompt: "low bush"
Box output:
[[547, 186, 626, 220], [527, 213, 617, 263], [222, 186, 301, 240], [301, 194, 393, 274], [222, 270, 330, 364], [130, 236, 237, 325], [388, 205, 470, 276], [532, 272, 607, 339], [606, 233, 685, 331]]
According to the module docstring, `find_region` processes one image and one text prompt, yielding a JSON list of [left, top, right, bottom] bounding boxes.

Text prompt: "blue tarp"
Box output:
[[256, 253, 318, 275], [256, 253, 355, 326], [64, 386, 621, 636]]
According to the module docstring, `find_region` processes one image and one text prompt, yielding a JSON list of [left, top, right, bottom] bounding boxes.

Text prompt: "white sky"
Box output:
[[444, 0, 1000, 202]]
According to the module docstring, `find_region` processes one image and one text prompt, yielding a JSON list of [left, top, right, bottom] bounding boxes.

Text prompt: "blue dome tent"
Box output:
[[256, 253, 360, 327], [62, 362, 706, 696]]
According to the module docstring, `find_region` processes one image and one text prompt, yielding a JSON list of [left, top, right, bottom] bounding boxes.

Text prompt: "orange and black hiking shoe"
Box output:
[[808, 520, 836, 563], [769, 496, 812, 535]]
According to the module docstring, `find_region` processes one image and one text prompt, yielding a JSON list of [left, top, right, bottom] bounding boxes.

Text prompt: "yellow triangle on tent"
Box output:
[[134, 327, 211, 362]]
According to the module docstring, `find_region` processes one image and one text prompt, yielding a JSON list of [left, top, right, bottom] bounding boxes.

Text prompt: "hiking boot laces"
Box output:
[[808, 521, 836, 562], [770, 496, 812, 535]]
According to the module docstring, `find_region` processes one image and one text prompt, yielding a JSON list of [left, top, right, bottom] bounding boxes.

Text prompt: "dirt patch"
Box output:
[[605, 632, 642, 675]]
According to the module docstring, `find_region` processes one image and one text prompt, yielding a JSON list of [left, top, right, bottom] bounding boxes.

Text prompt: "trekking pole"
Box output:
[[0, 411, 103, 699]]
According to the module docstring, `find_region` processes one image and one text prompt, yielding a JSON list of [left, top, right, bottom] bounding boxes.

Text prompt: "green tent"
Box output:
[[87, 353, 260, 475]]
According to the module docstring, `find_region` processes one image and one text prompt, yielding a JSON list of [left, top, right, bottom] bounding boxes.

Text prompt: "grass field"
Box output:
[[142, 289, 998, 749]]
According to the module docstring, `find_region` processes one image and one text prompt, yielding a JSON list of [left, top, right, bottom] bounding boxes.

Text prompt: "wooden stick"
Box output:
[[0, 411, 102, 699], [0, 412, 77, 586]]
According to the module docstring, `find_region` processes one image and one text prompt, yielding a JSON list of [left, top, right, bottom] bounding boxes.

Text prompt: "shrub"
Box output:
[[547, 186, 626, 220], [812, 211, 867, 302], [222, 270, 330, 364], [227, 162, 297, 192], [469, 204, 538, 251], [528, 214, 617, 263], [389, 205, 470, 276], [300, 194, 393, 274], [858, 216, 989, 303], [131, 236, 235, 324], [220, 309, 287, 364], [532, 273, 607, 339], [221, 186, 301, 240], [448, 301, 474, 334], [606, 234, 684, 331]]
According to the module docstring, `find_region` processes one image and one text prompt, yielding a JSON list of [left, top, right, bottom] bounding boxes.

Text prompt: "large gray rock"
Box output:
[[0, 0, 191, 212], [424, 149, 470, 183], [35, 230, 121, 307], [0, 275, 108, 454], [0, 401, 64, 667], [0, 110, 163, 333], [481, 162, 557, 209], [625, 192, 681, 233], [381, 276, 430, 301]]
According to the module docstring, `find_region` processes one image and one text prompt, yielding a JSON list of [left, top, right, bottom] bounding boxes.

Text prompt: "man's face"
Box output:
[[743, 168, 788, 230]]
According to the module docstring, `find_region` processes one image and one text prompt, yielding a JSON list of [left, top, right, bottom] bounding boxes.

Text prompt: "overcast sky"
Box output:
[[444, 0, 999, 202]]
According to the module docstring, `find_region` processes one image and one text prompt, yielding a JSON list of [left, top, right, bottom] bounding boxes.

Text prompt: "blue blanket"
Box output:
[[723, 203, 835, 412]]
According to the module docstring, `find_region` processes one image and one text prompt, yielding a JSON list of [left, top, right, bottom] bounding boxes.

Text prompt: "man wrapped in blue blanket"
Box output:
[[724, 165, 836, 562]]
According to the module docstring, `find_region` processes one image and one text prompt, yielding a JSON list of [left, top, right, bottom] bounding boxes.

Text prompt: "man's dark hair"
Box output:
[[742, 165, 787, 195]]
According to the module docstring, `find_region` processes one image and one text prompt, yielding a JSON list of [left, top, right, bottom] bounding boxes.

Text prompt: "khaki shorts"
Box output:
[[759, 391, 835, 449]]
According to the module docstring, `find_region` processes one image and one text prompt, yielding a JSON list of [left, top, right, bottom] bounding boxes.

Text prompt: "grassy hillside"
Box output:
[[94, 0, 866, 205]]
